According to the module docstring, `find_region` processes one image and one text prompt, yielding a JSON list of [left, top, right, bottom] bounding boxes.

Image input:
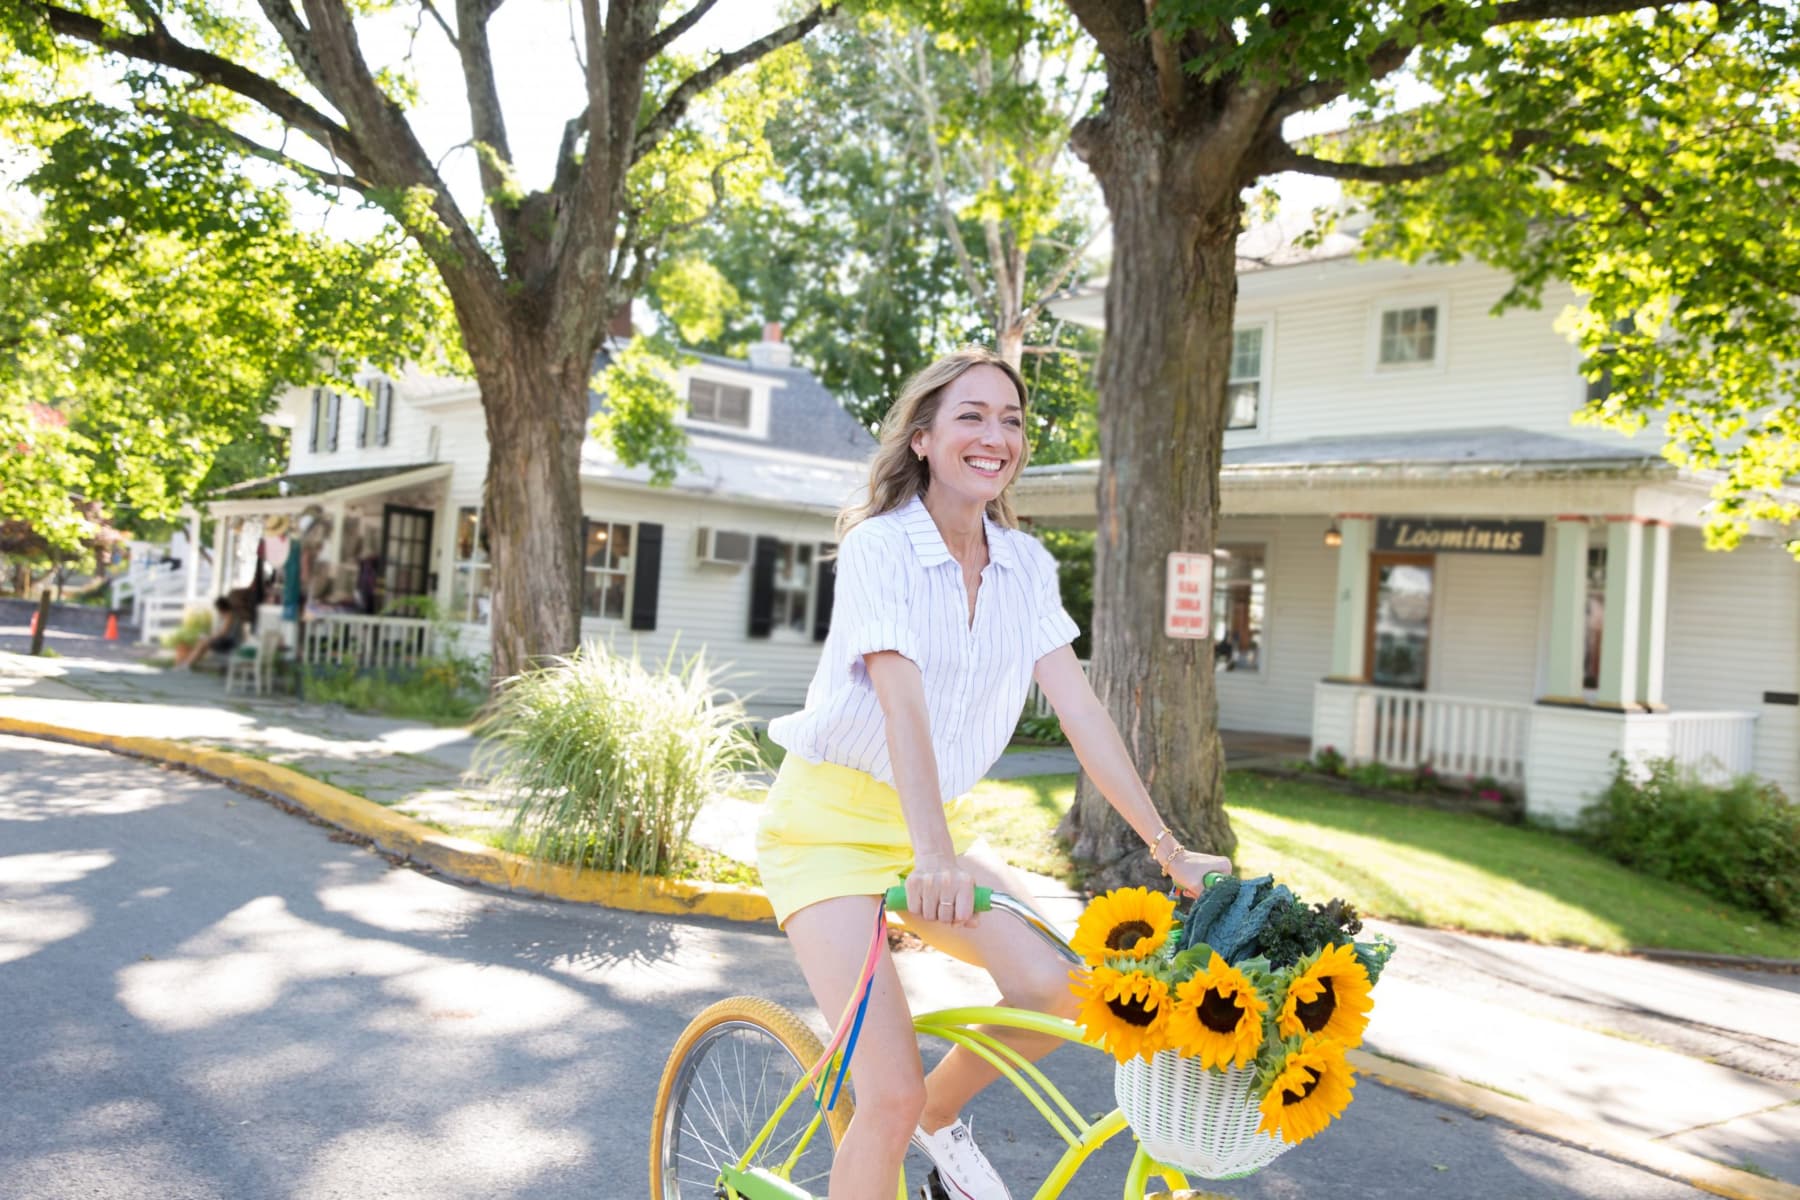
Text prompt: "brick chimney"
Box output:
[[747, 321, 793, 369]]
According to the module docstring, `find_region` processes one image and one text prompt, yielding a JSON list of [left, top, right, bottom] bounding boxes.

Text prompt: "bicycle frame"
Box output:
[[716, 1004, 1194, 1200]]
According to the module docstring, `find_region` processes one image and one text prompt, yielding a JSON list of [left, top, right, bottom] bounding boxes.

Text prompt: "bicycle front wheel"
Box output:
[[649, 996, 852, 1200]]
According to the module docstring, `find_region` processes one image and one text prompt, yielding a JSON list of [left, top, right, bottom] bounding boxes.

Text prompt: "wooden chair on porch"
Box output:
[[225, 627, 285, 696]]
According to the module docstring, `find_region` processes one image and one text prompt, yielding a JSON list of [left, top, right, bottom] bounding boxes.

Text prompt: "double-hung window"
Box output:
[[451, 507, 491, 623], [582, 519, 633, 620], [1376, 304, 1441, 368], [1227, 327, 1265, 431], [772, 542, 815, 636], [357, 381, 395, 448]]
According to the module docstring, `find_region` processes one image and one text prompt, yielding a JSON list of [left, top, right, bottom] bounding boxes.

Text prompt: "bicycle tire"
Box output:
[[649, 996, 853, 1200]]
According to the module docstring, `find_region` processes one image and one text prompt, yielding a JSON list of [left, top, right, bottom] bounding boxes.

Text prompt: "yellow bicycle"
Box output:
[[649, 887, 1229, 1200]]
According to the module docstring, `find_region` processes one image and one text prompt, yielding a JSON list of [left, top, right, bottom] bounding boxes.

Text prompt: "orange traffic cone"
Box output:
[[104, 612, 119, 641]]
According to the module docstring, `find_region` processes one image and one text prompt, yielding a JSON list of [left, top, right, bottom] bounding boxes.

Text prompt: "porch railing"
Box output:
[[139, 595, 204, 646], [1348, 685, 1531, 785], [1658, 711, 1758, 784], [301, 613, 431, 672]]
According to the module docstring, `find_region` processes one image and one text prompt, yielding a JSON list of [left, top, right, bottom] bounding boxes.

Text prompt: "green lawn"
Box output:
[[965, 772, 1800, 960]]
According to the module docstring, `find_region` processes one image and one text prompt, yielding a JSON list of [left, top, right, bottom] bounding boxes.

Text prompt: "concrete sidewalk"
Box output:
[[3, 637, 1798, 1195]]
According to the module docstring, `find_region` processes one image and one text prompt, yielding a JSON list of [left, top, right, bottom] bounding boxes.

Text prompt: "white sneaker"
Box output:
[[911, 1117, 1011, 1200]]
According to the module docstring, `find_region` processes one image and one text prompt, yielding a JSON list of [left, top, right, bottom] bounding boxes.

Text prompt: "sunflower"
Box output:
[[1069, 887, 1177, 968], [1276, 943, 1374, 1048], [1256, 1034, 1357, 1144], [1166, 952, 1267, 1069], [1074, 964, 1171, 1063]]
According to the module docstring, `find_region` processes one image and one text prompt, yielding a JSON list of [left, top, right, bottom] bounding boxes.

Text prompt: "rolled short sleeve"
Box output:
[[834, 524, 921, 672], [1023, 536, 1081, 662]]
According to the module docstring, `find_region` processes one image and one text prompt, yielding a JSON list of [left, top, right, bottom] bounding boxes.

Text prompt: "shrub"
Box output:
[[162, 609, 214, 653], [1310, 745, 1346, 777], [473, 645, 755, 877], [1580, 757, 1799, 927], [302, 656, 485, 723], [1014, 711, 1069, 745]]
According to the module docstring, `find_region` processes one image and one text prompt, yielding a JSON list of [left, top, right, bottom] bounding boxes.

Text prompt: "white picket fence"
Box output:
[[139, 595, 207, 646], [301, 613, 432, 672]]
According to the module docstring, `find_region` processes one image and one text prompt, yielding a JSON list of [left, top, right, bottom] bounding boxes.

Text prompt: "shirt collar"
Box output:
[[897, 494, 1017, 570]]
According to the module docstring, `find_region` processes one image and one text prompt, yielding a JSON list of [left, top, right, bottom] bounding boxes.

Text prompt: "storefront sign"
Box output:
[[1164, 552, 1212, 639], [1376, 517, 1545, 556]]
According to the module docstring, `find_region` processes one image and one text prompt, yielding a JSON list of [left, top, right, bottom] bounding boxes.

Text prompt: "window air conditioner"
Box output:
[[696, 527, 753, 567]]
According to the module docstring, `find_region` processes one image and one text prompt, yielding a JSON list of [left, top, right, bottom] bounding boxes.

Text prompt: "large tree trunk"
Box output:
[[475, 331, 592, 682], [1057, 119, 1244, 889]]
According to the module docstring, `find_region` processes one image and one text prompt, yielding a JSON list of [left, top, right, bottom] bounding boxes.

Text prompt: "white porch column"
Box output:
[[1327, 515, 1374, 680], [1635, 520, 1670, 709], [182, 509, 204, 608], [1595, 517, 1644, 710], [1543, 517, 1590, 701], [211, 515, 232, 600]]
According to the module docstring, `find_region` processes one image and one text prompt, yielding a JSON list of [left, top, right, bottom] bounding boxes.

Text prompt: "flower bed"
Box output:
[[1270, 746, 1524, 823]]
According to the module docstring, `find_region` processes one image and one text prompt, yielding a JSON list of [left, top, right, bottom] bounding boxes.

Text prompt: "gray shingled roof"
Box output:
[[1022, 427, 1669, 482], [212, 463, 441, 499], [589, 347, 875, 463]]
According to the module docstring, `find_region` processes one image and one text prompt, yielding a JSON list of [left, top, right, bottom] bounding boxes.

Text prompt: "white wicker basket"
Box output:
[[1114, 1051, 1293, 1180]]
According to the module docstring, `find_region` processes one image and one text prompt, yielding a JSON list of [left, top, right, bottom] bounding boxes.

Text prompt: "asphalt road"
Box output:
[[0, 734, 1719, 1200]]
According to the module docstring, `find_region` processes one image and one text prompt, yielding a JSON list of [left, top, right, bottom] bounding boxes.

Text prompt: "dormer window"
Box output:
[[688, 379, 752, 429]]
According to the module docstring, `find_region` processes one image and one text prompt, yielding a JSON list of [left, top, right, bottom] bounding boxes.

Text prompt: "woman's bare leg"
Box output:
[[783, 894, 925, 1200], [904, 846, 1083, 1133]]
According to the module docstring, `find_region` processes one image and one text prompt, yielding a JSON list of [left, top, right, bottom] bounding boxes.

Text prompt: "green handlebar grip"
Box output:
[[1203, 871, 1228, 889], [884, 884, 993, 912]]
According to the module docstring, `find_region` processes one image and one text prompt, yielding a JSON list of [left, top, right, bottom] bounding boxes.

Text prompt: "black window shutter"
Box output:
[[309, 389, 322, 452], [813, 545, 836, 641], [379, 381, 394, 446], [630, 522, 663, 632], [326, 391, 341, 452], [748, 536, 780, 638], [356, 391, 370, 448]]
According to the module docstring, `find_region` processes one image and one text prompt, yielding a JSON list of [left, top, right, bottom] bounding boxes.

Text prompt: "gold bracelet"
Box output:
[[1148, 827, 1175, 862], [1154, 839, 1184, 872]]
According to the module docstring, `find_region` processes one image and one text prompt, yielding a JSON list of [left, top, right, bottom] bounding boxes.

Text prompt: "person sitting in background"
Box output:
[[172, 592, 249, 670]]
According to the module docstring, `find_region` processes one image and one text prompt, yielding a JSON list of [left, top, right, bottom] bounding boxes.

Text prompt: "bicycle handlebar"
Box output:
[[880, 874, 1228, 968]]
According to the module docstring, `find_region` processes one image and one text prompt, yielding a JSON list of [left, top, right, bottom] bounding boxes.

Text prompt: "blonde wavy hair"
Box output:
[[837, 347, 1031, 539]]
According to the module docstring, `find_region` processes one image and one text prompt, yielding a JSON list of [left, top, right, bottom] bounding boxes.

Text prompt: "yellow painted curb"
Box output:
[[1349, 1050, 1800, 1200], [0, 716, 776, 924]]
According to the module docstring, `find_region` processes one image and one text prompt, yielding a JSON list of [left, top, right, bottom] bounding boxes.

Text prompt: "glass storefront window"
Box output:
[[1213, 545, 1266, 672], [1370, 559, 1433, 689]]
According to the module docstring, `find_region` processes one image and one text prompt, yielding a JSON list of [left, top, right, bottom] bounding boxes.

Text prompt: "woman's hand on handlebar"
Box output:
[[906, 853, 979, 927], [1166, 850, 1233, 898]]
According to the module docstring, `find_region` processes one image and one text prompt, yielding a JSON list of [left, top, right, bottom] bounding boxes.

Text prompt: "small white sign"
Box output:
[[1164, 552, 1212, 640]]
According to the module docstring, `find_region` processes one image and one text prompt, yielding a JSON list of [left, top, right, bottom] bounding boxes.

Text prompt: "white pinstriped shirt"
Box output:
[[767, 495, 1080, 803]]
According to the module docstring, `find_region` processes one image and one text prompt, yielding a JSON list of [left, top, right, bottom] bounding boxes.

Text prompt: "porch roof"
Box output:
[[209, 463, 449, 510], [1020, 427, 1671, 491]]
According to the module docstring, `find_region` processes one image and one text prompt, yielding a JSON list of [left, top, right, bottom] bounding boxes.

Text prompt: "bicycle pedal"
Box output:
[[920, 1169, 953, 1200]]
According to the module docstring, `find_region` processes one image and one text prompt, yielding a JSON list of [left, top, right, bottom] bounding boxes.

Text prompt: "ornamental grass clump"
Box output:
[[1068, 878, 1396, 1153], [474, 646, 755, 877]]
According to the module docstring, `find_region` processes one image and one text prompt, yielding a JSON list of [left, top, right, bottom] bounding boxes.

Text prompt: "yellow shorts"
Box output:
[[755, 754, 978, 928]]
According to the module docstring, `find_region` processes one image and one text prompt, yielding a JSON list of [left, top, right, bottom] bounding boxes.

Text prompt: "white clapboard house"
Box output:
[[190, 327, 872, 716], [1026, 222, 1800, 822]]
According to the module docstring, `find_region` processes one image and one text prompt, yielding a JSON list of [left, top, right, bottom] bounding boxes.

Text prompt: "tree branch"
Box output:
[[32, 1, 365, 174], [1063, 0, 1144, 66], [632, 5, 825, 160], [1262, 140, 1459, 182], [418, 0, 458, 49], [454, 0, 520, 258], [646, 0, 719, 59], [156, 105, 365, 190]]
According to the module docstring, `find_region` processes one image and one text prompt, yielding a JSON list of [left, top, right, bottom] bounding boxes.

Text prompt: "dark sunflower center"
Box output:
[[1105, 920, 1157, 952], [1106, 992, 1159, 1028], [1197, 987, 1243, 1034], [1281, 1066, 1322, 1106], [1295, 978, 1337, 1032]]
